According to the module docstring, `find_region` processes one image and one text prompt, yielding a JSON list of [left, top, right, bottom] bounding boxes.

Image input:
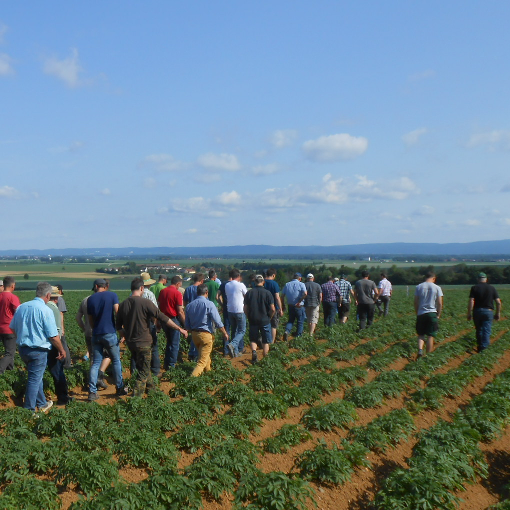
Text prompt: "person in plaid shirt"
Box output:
[[321, 276, 341, 327], [336, 275, 354, 324]]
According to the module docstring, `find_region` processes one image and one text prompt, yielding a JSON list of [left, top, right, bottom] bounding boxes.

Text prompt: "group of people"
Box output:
[[0, 267, 503, 412]]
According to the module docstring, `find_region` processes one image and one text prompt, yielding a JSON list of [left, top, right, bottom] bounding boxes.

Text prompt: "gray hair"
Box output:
[[36, 281, 52, 298]]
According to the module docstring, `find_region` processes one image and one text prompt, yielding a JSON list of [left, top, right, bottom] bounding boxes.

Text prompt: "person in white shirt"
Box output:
[[376, 273, 392, 317], [225, 269, 247, 357]]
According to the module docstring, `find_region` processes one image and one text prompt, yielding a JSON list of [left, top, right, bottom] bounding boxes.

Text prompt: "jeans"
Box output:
[[0, 333, 16, 373], [222, 306, 230, 355], [130, 322, 160, 375], [19, 346, 48, 411], [89, 333, 124, 394], [285, 305, 306, 336], [323, 301, 338, 327], [47, 347, 69, 401], [357, 303, 375, 330], [228, 312, 246, 355], [473, 308, 493, 351], [376, 296, 390, 316], [128, 344, 153, 397], [163, 319, 181, 369]]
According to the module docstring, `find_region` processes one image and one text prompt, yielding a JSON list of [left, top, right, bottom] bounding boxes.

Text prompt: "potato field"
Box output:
[[0, 288, 509, 509]]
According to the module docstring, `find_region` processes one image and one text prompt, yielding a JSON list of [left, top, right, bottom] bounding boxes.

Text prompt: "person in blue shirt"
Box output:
[[183, 273, 204, 362], [184, 284, 228, 377], [10, 282, 66, 412], [281, 273, 307, 340]]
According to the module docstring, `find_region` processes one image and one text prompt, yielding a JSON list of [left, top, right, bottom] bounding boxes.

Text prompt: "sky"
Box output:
[[1, 1, 510, 250]]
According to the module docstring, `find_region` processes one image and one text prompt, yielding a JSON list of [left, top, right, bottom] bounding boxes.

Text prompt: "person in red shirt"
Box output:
[[158, 275, 186, 369], [0, 276, 21, 374]]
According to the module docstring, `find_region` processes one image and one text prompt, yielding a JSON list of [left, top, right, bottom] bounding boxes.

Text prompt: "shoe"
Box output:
[[88, 392, 99, 401], [82, 354, 89, 361], [38, 401, 53, 414], [227, 343, 236, 359], [417, 349, 424, 358], [251, 351, 258, 364], [282, 331, 289, 342], [96, 378, 108, 390], [115, 387, 128, 396], [56, 396, 74, 405]]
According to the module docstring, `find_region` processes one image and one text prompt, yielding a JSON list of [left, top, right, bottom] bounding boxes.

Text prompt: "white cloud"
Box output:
[[379, 212, 404, 220], [402, 127, 427, 146], [216, 190, 242, 206], [197, 152, 241, 171], [252, 163, 280, 175], [43, 48, 82, 87], [408, 69, 436, 82], [350, 175, 419, 201], [307, 173, 348, 204], [139, 154, 186, 172], [48, 140, 84, 154], [0, 185, 19, 198], [172, 196, 209, 213], [186, 228, 198, 234], [100, 188, 111, 195], [303, 133, 368, 162], [207, 211, 226, 218], [462, 219, 481, 227], [467, 130, 510, 151], [0, 53, 14, 76], [194, 173, 221, 183], [498, 218, 510, 226], [414, 205, 435, 216], [270, 129, 297, 148]]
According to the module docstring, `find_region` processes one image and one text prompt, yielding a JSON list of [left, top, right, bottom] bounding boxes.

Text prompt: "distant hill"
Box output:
[[2, 240, 510, 257]]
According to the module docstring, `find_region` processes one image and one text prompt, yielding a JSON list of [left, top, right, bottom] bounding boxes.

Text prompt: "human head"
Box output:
[[424, 271, 436, 281], [56, 284, 64, 295], [478, 272, 487, 282], [306, 273, 314, 281], [131, 277, 144, 292], [197, 283, 209, 296], [193, 273, 204, 284], [92, 278, 107, 292], [266, 268, 276, 278], [209, 270, 216, 279], [49, 286, 60, 302], [158, 274, 167, 283], [36, 282, 53, 300], [293, 272, 302, 280], [254, 274, 265, 286], [3, 276, 15, 290], [328, 276, 335, 281], [171, 275, 182, 286], [380, 273, 387, 279], [230, 269, 241, 280], [140, 272, 156, 287], [361, 271, 370, 278]]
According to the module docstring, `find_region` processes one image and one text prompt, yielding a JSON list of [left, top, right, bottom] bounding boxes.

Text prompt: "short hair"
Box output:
[[328, 276, 335, 281], [425, 271, 436, 279], [36, 281, 52, 298], [380, 273, 386, 278], [131, 277, 144, 292], [193, 273, 204, 283], [3, 276, 15, 288], [209, 270, 216, 278], [158, 275, 167, 282], [266, 268, 276, 277], [197, 283, 208, 296], [230, 269, 240, 279], [361, 270, 370, 278], [171, 275, 182, 285]]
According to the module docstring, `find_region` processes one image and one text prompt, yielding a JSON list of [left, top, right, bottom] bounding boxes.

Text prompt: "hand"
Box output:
[[223, 333, 229, 341], [181, 328, 188, 338], [279, 309, 284, 317], [119, 336, 126, 344], [495, 314, 500, 321], [467, 314, 472, 321], [56, 348, 66, 360]]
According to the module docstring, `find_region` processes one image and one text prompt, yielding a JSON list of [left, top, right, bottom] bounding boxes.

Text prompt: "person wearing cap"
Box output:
[[321, 276, 342, 327], [184, 284, 228, 376], [304, 274, 322, 336], [467, 272, 502, 352], [0, 276, 20, 374], [281, 273, 307, 340], [55, 284, 72, 369], [9, 282, 66, 412], [336, 274, 354, 324], [87, 278, 127, 400], [375, 273, 392, 317], [225, 269, 248, 357], [46, 287, 73, 405], [414, 271, 443, 357], [354, 271, 378, 331], [117, 277, 188, 396], [264, 268, 283, 343], [150, 275, 167, 300], [244, 274, 275, 363]]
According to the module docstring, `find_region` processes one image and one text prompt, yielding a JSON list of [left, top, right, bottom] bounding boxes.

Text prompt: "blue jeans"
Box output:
[[90, 333, 124, 393], [163, 318, 181, 369], [473, 308, 493, 351], [228, 312, 246, 355], [222, 306, 231, 355], [323, 301, 338, 327], [19, 346, 49, 411], [131, 322, 160, 375], [285, 305, 306, 336]]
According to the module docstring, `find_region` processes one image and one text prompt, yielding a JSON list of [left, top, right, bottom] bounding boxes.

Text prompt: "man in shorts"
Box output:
[[414, 271, 443, 357], [264, 269, 283, 342], [304, 273, 322, 336], [244, 275, 275, 363]]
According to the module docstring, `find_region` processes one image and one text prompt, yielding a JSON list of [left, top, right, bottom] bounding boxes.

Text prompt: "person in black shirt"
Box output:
[[467, 272, 502, 352], [244, 275, 275, 364]]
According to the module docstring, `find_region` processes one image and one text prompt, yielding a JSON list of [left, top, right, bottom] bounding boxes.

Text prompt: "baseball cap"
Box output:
[[92, 278, 107, 290], [307, 273, 314, 278], [478, 272, 487, 278], [294, 272, 302, 278]]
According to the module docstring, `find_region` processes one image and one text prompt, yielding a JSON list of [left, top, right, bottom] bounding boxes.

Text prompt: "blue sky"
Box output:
[[1, 2, 510, 250]]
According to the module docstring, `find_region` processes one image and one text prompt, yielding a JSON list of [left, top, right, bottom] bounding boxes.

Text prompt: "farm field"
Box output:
[[0, 289, 509, 509]]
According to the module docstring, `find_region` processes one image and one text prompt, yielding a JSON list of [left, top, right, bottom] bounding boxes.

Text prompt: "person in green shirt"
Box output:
[[206, 270, 220, 307], [150, 275, 167, 300]]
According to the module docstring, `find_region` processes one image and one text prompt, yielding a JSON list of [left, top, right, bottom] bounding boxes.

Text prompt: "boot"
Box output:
[[97, 371, 108, 390]]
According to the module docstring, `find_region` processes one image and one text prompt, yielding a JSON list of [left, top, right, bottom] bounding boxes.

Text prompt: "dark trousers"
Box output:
[[323, 301, 338, 327], [130, 322, 160, 375], [0, 333, 16, 373], [473, 308, 493, 351], [357, 303, 375, 330], [129, 344, 153, 397], [376, 296, 390, 316], [47, 347, 69, 401], [60, 335, 72, 369]]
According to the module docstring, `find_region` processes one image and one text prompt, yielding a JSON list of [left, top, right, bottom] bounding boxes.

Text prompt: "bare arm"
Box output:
[[177, 305, 185, 325], [217, 290, 223, 306], [167, 318, 188, 337], [274, 293, 284, 316], [467, 297, 475, 320], [269, 303, 275, 319], [60, 312, 65, 335], [436, 296, 443, 319], [495, 298, 502, 320], [76, 311, 86, 332]]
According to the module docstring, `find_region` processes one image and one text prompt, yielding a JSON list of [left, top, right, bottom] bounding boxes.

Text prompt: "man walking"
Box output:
[[206, 270, 220, 308], [184, 284, 228, 377], [354, 271, 377, 330], [467, 272, 501, 352], [9, 282, 66, 412], [225, 269, 247, 357], [376, 273, 392, 316], [150, 275, 167, 300], [414, 271, 443, 357], [336, 274, 354, 323], [117, 278, 187, 397], [304, 273, 322, 336], [0, 276, 20, 374], [244, 274, 275, 363], [217, 275, 232, 355], [158, 275, 186, 369], [281, 273, 307, 340], [321, 276, 341, 327], [183, 273, 205, 361], [264, 269, 283, 342], [139, 272, 161, 377], [87, 278, 127, 401]]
